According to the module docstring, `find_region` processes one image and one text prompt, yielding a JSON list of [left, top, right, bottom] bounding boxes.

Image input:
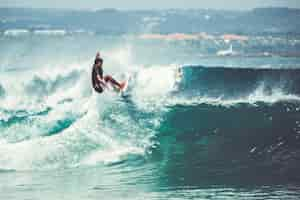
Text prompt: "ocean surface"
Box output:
[[1, 33, 300, 199]]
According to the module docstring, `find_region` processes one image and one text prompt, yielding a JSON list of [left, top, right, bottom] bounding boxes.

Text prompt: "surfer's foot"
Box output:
[[119, 82, 126, 90]]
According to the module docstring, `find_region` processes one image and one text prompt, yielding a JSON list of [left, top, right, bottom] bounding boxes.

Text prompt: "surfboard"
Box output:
[[119, 77, 130, 96], [102, 73, 131, 96]]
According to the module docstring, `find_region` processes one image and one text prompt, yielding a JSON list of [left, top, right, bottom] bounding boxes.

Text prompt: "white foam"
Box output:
[[3, 29, 30, 37], [0, 48, 168, 170], [136, 66, 177, 95], [81, 146, 144, 166], [165, 85, 300, 108], [103, 45, 136, 73], [0, 102, 117, 170], [0, 65, 156, 170], [0, 61, 91, 110], [34, 30, 67, 36]]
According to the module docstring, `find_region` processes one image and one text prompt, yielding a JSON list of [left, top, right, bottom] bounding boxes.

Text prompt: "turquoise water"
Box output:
[[1, 35, 300, 199], [1, 167, 300, 199]]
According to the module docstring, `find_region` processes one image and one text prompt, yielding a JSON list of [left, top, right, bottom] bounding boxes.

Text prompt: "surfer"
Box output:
[[91, 52, 125, 93]]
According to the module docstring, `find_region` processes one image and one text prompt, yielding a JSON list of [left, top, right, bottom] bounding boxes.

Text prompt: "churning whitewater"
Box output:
[[1, 59, 300, 172]]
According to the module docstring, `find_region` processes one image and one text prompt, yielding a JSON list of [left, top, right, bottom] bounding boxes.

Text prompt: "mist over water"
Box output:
[[1, 33, 300, 199]]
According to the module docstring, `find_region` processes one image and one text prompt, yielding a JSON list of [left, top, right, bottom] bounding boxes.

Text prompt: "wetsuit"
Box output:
[[92, 58, 104, 93]]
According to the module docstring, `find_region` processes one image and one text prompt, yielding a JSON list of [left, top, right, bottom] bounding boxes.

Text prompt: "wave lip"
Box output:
[[179, 65, 300, 98]]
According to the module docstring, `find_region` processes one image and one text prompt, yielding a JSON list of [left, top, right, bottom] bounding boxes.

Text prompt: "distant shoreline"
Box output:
[[0, 7, 299, 36], [0, 6, 299, 12]]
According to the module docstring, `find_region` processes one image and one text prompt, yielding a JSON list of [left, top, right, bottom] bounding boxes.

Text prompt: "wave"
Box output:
[[0, 62, 156, 170], [1, 63, 300, 174], [177, 65, 300, 98], [154, 99, 300, 184], [131, 65, 300, 183], [0, 95, 154, 170], [25, 70, 82, 97], [125, 65, 300, 183], [125, 65, 300, 110]]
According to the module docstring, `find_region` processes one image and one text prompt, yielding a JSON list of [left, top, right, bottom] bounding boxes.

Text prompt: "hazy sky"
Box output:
[[1, 0, 300, 10]]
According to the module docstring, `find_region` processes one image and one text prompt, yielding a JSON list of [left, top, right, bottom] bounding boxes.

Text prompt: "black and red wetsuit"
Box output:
[[91, 58, 104, 93]]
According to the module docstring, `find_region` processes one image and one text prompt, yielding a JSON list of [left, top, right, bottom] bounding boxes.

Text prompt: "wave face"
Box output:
[[136, 66, 300, 186], [156, 101, 300, 186], [178, 66, 300, 99], [1, 35, 300, 199]]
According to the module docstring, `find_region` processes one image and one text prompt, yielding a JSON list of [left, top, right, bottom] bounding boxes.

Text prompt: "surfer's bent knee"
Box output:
[[104, 75, 113, 82]]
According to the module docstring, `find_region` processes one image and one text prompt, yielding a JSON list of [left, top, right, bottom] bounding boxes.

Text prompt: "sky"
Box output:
[[1, 0, 300, 10]]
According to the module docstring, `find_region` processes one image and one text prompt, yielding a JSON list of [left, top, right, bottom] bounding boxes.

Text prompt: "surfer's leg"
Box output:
[[104, 75, 122, 88]]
